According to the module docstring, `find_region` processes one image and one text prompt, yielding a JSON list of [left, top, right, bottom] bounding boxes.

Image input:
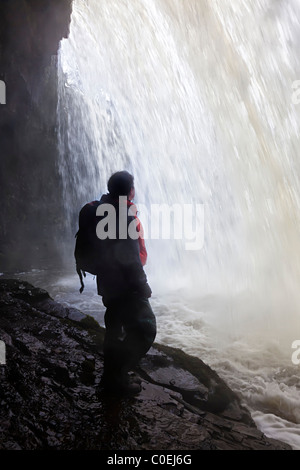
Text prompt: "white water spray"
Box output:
[[57, 0, 300, 448]]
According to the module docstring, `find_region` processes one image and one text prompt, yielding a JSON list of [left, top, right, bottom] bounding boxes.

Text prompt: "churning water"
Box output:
[[55, 0, 300, 449]]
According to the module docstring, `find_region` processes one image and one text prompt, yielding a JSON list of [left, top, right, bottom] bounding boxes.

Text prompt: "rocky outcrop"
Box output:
[[0, 1, 73, 271], [0, 279, 291, 450]]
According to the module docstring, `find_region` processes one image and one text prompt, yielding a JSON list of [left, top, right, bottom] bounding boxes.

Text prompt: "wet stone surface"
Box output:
[[0, 279, 291, 450]]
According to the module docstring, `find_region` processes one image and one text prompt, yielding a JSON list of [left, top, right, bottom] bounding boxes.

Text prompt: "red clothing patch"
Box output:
[[128, 200, 147, 266]]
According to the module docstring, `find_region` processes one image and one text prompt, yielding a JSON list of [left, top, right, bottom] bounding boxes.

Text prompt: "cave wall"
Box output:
[[0, 0, 73, 271]]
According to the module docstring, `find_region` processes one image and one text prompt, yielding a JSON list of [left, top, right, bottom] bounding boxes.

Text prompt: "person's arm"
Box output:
[[136, 217, 147, 266], [128, 202, 148, 266], [115, 235, 151, 298]]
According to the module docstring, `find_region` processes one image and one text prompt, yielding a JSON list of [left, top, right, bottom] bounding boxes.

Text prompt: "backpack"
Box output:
[[74, 200, 101, 293]]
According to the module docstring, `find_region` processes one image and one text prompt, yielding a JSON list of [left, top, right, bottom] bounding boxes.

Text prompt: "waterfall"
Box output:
[[57, 0, 300, 448]]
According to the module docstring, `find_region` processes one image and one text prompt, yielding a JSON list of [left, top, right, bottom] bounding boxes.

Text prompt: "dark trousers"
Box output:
[[103, 295, 156, 384]]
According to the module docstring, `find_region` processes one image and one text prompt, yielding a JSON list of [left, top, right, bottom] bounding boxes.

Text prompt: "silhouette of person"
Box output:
[[96, 171, 156, 395]]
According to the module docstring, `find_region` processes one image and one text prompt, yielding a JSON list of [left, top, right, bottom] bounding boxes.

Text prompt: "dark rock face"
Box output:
[[0, 279, 291, 450], [0, 0, 73, 271]]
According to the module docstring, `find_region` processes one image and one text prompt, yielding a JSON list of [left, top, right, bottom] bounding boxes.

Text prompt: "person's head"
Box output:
[[107, 171, 135, 200]]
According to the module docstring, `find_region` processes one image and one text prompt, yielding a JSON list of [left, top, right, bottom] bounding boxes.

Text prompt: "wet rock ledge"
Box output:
[[0, 279, 290, 450]]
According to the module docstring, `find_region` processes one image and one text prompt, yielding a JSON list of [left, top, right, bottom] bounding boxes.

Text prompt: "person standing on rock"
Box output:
[[94, 171, 156, 395]]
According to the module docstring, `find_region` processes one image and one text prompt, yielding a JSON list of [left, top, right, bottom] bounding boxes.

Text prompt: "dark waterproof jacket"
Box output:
[[95, 194, 151, 306]]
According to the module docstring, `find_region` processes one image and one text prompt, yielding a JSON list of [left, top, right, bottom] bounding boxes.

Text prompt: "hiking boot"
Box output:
[[100, 372, 142, 396], [128, 372, 142, 385], [121, 380, 142, 396]]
